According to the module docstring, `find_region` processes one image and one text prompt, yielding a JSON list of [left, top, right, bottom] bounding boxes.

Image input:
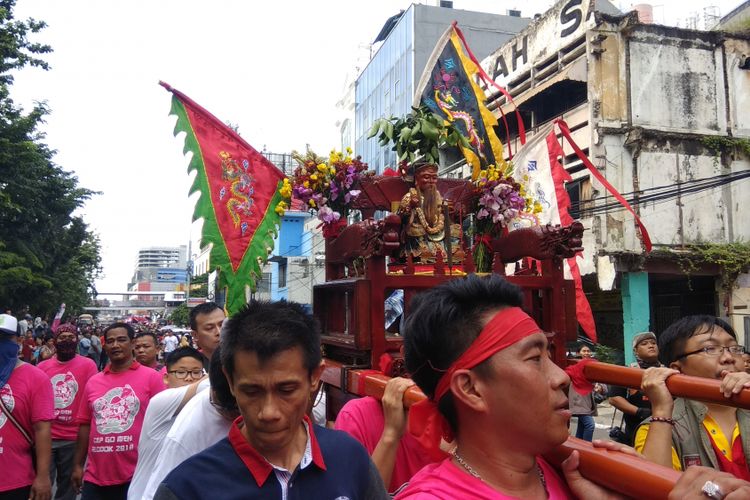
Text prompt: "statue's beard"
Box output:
[[419, 185, 440, 225]]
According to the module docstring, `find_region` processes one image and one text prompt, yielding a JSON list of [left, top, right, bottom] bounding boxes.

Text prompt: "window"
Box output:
[[565, 176, 591, 220], [257, 273, 271, 293], [278, 262, 287, 288]]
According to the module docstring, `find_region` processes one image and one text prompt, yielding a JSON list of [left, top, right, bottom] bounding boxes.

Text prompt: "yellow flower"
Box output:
[[303, 181, 310, 188], [275, 201, 287, 215], [310, 174, 318, 181], [330, 167, 336, 174], [317, 163, 328, 173], [346, 147, 352, 154], [309, 199, 316, 208], [279, 180, 292, 198]]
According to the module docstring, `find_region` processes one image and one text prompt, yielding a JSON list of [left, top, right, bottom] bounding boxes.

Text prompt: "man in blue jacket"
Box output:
[[154, 300, 387, 500]]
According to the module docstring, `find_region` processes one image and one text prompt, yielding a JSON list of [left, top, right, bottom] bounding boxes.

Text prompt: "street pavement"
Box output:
[[569, 401, 621, 442]]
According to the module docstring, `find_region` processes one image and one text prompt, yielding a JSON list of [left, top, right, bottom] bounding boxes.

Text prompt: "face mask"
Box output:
[[0, 337, 19, 387], [56, 340, 78, 361]]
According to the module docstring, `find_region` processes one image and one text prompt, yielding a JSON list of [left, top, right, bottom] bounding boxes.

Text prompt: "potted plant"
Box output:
[[367, 104, 470, 165]]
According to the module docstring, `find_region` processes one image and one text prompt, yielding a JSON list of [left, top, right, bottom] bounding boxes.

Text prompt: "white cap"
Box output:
[[0, 314, 19, 335]]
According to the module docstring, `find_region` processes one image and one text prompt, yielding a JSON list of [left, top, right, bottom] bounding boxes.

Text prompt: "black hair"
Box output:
[[659, 315, 737, 365], [134, 331, 158, 346], [220, 299, 321, 381], [403, 274, 524, 432], [104, 322, 135, 340], [165, 346, 204, 370], [209, 346, 238, 413], [190, 302, 223, 331]]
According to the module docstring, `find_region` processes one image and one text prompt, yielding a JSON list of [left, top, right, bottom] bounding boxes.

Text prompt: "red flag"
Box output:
[[546, 132, 598, 342], [160, 82, 289, 314]]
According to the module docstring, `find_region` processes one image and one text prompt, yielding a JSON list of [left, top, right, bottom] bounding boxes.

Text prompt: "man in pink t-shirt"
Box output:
[[336, 377, 435, 494], [38, 323, 98, 500], [71, 322, 165, 500], [0, 313, 55, 499], [393, 276, 615, 499]]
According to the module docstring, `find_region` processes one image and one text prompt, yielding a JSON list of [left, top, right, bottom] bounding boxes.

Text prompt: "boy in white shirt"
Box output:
[[128, 347, 206, 500]]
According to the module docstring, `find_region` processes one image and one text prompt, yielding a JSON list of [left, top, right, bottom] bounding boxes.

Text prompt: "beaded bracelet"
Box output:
[[651, 416, 676, 426]]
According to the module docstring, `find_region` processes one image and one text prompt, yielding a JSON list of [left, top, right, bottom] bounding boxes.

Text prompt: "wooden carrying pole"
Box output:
[[348, 369, 682, 498], [583, 361, 750, 409]]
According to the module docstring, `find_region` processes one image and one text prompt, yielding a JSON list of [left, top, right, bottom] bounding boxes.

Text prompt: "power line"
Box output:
[[569, 171, 750, 217]]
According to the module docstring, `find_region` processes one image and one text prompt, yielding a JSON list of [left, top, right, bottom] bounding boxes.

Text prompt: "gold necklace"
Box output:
[[414, 199, 444, 235], [451, 448, 548, 495]]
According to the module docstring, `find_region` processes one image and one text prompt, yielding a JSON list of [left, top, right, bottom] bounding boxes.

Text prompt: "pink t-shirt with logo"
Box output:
[[0, 363, 55, 491], [395, 456, 573, 499], [76, 361, 165, 486], [38, 355, 99, 441], [335, 396, 435, 494]]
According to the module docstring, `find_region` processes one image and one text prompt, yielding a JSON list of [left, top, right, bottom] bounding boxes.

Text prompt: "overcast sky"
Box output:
[[11, 0, 743, 293]]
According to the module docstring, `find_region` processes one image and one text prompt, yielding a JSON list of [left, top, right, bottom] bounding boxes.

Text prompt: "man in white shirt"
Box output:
[[127, 347, 206, 500], [162, 331, 179, 355], [141, 349, 238, 500]]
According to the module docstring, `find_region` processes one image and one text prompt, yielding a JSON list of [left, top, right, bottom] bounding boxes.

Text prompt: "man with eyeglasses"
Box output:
[[128, 347, 207, 500], [71, 323, 166, 500], [635, 315, 750, 479]]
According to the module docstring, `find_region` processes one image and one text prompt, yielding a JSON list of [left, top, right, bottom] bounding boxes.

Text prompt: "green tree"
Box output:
[[168, 303, 189, 327], [189, 272, 208, 298], [0, 1, 101, 317]]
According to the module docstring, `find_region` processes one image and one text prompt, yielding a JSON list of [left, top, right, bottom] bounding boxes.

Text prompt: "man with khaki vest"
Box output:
[[636, 315, 750, 480]]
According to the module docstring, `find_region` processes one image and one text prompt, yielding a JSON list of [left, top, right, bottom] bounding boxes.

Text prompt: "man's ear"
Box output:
[[669, 360, 682, 372], [310, 360, 325, 392], [449, 369, 488, 414]]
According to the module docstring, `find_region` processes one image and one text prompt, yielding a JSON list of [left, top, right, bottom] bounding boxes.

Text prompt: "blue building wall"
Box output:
[[270, 211, 309, 302]]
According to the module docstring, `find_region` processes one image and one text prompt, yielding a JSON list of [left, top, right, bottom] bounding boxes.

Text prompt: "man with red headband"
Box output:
[[399, 274, 585, 498], [399, 275, 710, 499]]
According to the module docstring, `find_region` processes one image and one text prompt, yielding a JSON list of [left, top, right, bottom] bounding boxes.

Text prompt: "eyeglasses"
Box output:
[[677, 345, 745, 359], [168, 369, 205, 379]]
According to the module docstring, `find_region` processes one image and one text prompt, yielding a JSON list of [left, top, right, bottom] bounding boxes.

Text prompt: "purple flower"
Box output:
[[318, 206, 341, 224], [344, 190, 361, 204]]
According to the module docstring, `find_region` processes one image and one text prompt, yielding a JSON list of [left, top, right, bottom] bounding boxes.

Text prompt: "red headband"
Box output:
[[407, 307, 540, 459]]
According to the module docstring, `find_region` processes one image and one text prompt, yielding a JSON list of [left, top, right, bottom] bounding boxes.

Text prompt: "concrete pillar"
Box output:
[[622, 272, 651, 366]]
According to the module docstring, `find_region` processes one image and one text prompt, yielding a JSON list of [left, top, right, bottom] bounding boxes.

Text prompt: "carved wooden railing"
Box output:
[[323, 360, 750, 498]]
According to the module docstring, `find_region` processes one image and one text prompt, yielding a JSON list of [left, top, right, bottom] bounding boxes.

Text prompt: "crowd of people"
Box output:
[[2, 276, 750, 499]]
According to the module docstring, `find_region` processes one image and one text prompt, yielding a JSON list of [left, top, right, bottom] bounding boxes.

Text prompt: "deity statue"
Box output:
[[397, 161, 464, 264]]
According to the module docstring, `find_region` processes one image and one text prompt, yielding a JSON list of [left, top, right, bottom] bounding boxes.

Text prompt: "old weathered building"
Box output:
[[471, 0, 750, 362]]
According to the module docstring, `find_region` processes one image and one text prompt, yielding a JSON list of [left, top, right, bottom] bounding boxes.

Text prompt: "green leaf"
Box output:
[[422, 121, 439, 142], [385, 122, 394, 140], [399, 127, 412, 142], [367, 120, 382, 139]]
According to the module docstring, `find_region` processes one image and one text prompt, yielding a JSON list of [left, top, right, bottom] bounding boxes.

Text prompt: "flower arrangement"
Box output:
[[290, 147, 370, 238], [472, 164, 529, 272]]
